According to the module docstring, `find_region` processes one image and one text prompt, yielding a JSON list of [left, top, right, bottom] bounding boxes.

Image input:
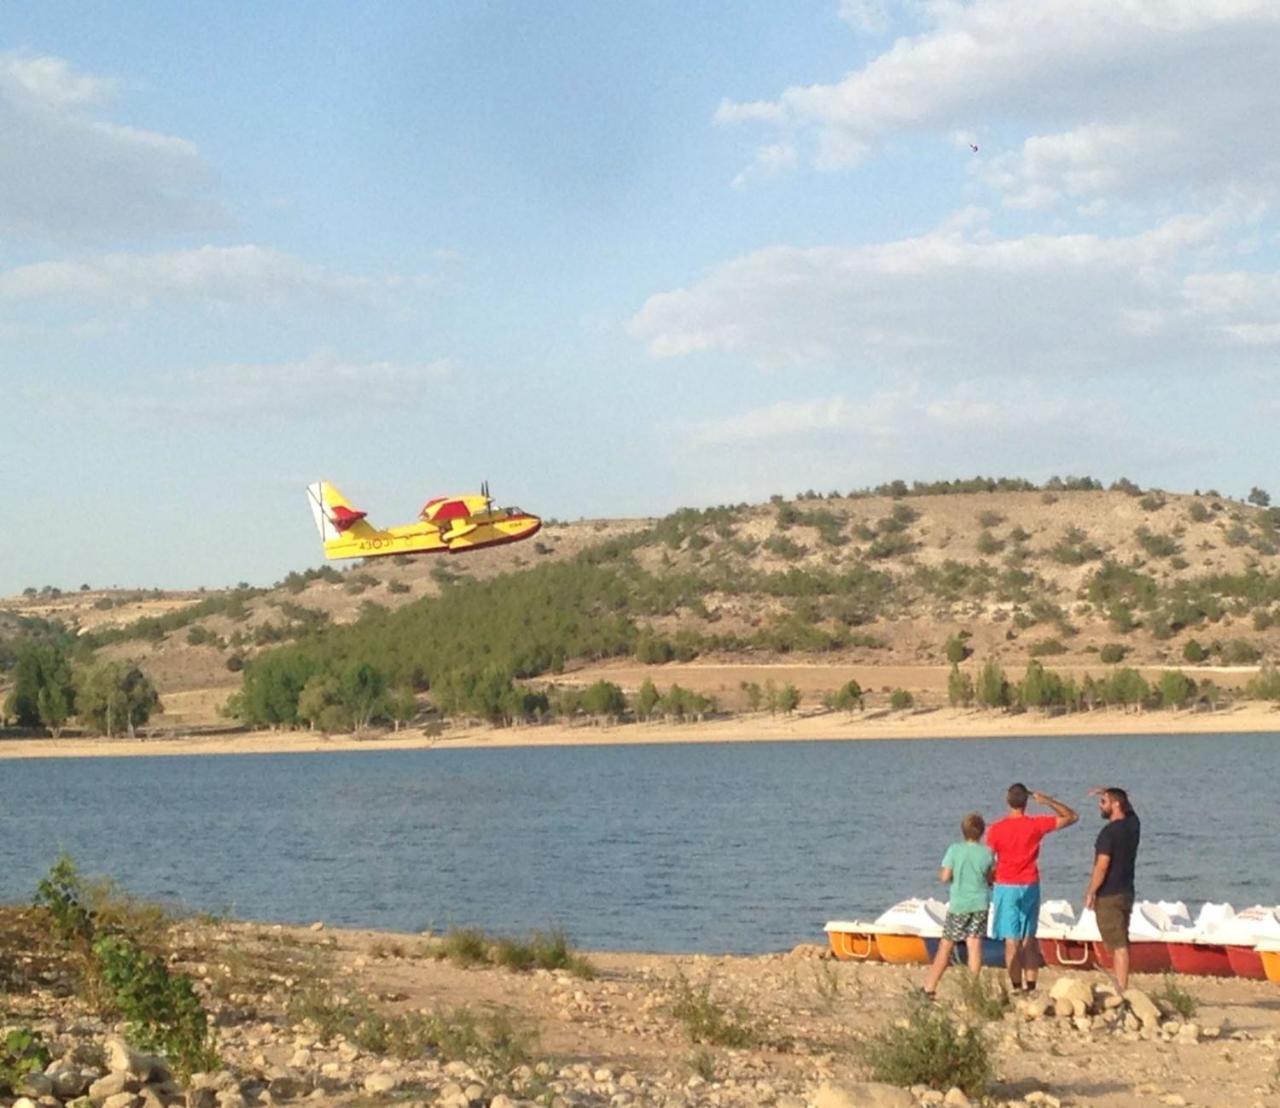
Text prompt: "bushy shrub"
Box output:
[[0, 1029, 51, 1094], [862, 1001, 992, 1096], [1099, 643, 1126, 664], [889, 688, 914, 710], [94, 934, 219, 1078], [1183, 639, 1207, 663], [668, 974, 760, 1048]]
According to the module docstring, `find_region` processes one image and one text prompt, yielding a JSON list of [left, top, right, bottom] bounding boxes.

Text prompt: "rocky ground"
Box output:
[[3, 910, 1280, 1108]]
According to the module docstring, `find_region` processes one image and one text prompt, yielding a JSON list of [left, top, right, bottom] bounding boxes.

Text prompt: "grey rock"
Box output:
[[1123, 987, 1163, 1029], [90, 1072, 141, 1100], [18, 1073, 54, 1097], [813, 1081, 915, 1108], [186, 1090, 218, 1108], [52, 1067, 94, 1099], [362, 1072, 400, 1094]]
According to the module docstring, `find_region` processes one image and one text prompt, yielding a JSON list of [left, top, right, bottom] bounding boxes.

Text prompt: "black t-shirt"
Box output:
[[1095, 812, 1140, 897]]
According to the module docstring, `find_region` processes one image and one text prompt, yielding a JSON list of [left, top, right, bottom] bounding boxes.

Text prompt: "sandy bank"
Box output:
[[3, 702, 1277, 760]]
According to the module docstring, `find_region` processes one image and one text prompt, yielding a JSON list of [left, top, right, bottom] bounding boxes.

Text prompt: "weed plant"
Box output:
[[286, 980, 534, 1071], [0, 1029, 51, 1094], [436, 927, 595, 978], [93, 934, 219, 1078], [34, 854, 95, 944], [687, 1048, 718, 1082], [1154, 974, 1199, 1019], [954, 969, 1011, 1022], [862, 1000, 992, 1097], [668, 972, 760, 1048], [439, 927, 490, 967]]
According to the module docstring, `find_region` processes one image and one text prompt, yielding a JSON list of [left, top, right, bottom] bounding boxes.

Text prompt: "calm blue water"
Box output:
[[1, 733, 1275, 953]]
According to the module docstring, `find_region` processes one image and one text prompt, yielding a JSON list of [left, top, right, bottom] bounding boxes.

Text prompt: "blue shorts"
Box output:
[[991, 883, 1040, 940]]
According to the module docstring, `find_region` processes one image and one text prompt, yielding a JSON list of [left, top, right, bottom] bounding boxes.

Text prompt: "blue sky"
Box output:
[[3, 1, 1278, 593]]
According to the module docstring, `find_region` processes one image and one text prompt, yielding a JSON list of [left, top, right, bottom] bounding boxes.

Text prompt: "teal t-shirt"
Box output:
[[941, 840, 995, 914]]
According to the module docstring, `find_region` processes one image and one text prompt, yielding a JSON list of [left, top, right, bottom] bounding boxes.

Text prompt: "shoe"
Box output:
[[1023, 982, 1038, 994], [918, 987, 937, 1002]]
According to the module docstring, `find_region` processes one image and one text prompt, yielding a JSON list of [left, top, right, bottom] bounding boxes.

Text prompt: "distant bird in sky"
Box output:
[[969, 143, 979, 153]]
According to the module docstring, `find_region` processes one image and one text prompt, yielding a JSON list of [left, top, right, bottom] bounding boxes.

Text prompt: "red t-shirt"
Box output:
[[986, 814, 1058, 885]]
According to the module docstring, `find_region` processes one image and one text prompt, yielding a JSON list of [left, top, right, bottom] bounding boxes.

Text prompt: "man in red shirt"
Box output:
[[986, 782, 1078, 992]]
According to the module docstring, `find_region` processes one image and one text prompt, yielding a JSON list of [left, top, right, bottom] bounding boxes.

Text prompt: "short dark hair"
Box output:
[[1007, 783, 1029, 810], [1104, 786, 1131, 815], [961, 812, 985, 841]]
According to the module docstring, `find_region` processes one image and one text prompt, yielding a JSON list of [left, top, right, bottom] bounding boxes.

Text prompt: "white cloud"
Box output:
[[0, 51, 224, 242], [717, 1, 1280, 207], [121, 351, 456, 419], [730, 143, 798, 189], [837, 0, 892, 35], [0, 245, 423, 313], [630, 211, 1246, 374]]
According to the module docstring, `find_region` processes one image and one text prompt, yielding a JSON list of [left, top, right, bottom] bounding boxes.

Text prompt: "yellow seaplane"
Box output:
[[307, 480, 541, 560]]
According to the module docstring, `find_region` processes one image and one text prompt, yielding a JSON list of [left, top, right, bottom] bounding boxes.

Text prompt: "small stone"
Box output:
[[1160, 1096, 1187, 1107], [943, 1088, 972, 1107], [490, 1097, 517, 1108], [187, 1090, 217, 1108], [813, 1082, 915, 1108], [1123, 987, 1163, 1029], [102, 1094, 141, 1108], [90, 1073, 140, 1101], [19, 1073, 54, 1097], [362, 1073, 399, 1094], [309, 921, 325, 931], [463, 1082, 486, 1102]]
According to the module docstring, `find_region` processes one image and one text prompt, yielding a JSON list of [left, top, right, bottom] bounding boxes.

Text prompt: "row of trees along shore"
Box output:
[[1, 643, 159, 736]]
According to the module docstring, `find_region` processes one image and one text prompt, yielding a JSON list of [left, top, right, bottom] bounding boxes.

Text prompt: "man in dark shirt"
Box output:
[[1084, 786, 1141, 990]]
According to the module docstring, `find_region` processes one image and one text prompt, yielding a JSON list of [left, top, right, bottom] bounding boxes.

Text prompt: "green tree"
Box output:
[[580, 680, 626, 720], [1158, 670, 1196, 709], [76, 663, 160, 738], [740, 681, 764, 712], [1248, 487, 1271, 508], [386, 687, 418, 731], [236, 651, 318, 728], [340, 661, 387, 733], [297, 675, 339, 731], [771, 682, 801, 715], [889, 688, 914, 710], [3, 644, 75, 735], [975, 660, 1009, 708], [947, 664, 974, 707], [1105, 667, 1150, 709], [634, 678, 660, 721], [828, 679, 864, 714], [944, 634, 971, 664], [1182, 639, 1207, 663]]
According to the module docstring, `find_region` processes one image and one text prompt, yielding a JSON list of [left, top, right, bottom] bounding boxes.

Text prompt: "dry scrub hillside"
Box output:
[[4, 487, 1280, 720]]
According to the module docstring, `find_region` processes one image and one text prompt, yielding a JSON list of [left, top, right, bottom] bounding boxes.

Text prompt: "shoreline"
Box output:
[[3, 701, 1278, 759]]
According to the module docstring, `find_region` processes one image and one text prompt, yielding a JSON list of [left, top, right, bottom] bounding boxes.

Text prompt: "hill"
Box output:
[[3, 481, 1280, 728]]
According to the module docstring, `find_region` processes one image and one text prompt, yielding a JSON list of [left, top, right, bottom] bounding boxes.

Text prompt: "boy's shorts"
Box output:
[[991, 883, 1041, 939], [942, 909, 988, 940]]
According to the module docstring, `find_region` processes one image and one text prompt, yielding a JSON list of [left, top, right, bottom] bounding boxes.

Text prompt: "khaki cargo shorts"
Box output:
[[1095, 893, 1134, 949]]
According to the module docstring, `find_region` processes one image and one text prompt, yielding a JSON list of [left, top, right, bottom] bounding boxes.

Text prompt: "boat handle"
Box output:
[[1055, 940, 1091, 966]]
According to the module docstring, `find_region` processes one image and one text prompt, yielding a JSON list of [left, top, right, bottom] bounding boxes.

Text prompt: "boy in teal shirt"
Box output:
[[923, 812, 996, 998]]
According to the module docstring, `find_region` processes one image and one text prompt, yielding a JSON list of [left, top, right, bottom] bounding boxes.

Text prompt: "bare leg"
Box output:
[[1022, 937, 1042, 989], [965, 936, 982, 974], [1004, 938, 1023, 988], [924, 939, 954, 994], [1111, 946, 1131, 992]]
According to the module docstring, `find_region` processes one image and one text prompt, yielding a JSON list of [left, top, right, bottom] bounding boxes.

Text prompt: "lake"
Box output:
[[2, 733, 1275, 953]]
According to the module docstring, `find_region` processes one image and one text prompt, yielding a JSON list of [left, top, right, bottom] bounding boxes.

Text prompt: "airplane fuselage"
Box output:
[[320, 510, 541, 560]]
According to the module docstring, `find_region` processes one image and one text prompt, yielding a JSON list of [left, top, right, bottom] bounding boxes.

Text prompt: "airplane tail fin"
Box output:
[[307, 481, 369, 542]]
